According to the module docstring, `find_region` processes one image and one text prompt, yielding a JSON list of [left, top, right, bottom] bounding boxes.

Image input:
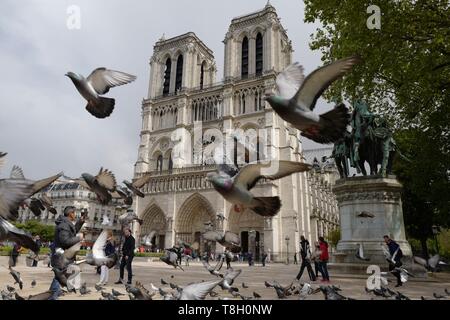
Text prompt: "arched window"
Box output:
[[255, 33, 263, 75], [157, 155, 163, 173], [200, 61, 206, 89], [175, 55, 183, 92], [241, 37, 249, 78], [168, 153, 173, 173], [163, 58, 171, 96]]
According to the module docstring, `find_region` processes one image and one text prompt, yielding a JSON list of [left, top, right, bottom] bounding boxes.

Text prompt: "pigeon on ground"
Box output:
[[355, 243, 370, 261], [0, 166, 62, 220], [6, 285, 15, 292], [112, 289, 125, 297], [265, 281, 295, 299], [202, 230, 240, 248], [201, 256, 224, 277], [320, 286, 354, 300], [178, 279, 224, 300], [31, 280, 36, 288], [433, 292, 445, 300], [242, 282, 249, 289], [27, 291, 53, 300], [445, 288, 450, 296], [357, 211, 375, 218], [0, 217, 40, 253], [253, 291, 261, 299], [94, 283, 103, 292], [118, 209, 143, 226], [207, 160, 312, 217], [161, 278, 168, 285], [9, 266, 23, 290], [80, 283, 91, 295], [160, 249, 184, 271], [265, 56, 361, 144], [123, 174, 152, 198], [394, 291, 410, 300], [85, 229, 118, 268], [76, 168, 117, 205], [65, 68, 136, 119]]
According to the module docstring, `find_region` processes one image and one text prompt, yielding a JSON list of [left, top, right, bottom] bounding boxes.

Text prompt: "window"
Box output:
[[168, 153, 173, 172], [241, 37, 249, 78], [200, 61, 205, 89], [163, 58, 171, 95], [175, 55, 183, 92], [157, 155, 163, 173], [255, 33, 263, 75]]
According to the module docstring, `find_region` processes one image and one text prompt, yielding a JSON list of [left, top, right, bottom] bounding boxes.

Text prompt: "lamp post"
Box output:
[[285, 236, 290, 265]]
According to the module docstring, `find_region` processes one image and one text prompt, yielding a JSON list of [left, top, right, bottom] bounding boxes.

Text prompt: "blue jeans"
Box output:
[[49, 277, 61, 300], [319, 261, 330, 281]]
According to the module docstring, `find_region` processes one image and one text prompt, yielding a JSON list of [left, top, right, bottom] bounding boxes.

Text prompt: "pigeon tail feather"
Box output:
[[86, 97, 115, 119], [251, 196, 281, 217], [302, 104, 350, 144]]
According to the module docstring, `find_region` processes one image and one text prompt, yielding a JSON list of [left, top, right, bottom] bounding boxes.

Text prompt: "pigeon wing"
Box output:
[[131, 174, 152, 188], [202, 230, 223, 242], [93, 230, 108, 259], [74, 178, 90, 190], [0, 179, 34, 220], [87, 68, 137, 95], [0, 152, 7, 171], [223, 231, 240, 246], [428, 255, 440, 269], [0, 217, 39, 253], [180, 279, 223, 300], [293, 55, 361, 111], [276, 62, 305, 99], [96, 168, 117, 191], [233, 161, 312, 190], [31, 173, 62, 195], [10, 166, 25, 179], [224, 269, 242, 284]]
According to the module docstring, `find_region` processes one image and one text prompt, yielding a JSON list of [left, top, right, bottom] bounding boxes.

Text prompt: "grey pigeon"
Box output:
[[123, 174, 152, 198], [0, 217, 39, 253], [320, 286, 353, 300], [0, 152, 7, 172], [253, 291, 261, 299], [65, 68, 136, 119], [85, 229, 118, 267], [38, 193, 57, 215], [31, 280, 36, 288], [112, 289, 125, 297], [80, 283, 91, 295], [202, 230, 240, 248], [433, 292, 445, 300], [94, 283, 103, 292], [22, 197, 45, 217], [355, 243, 370, 261], [201, 256, 224, 277], [242, 282, 249, 289], [0, 165, 62, 220], [6, 285, 15, 292], [9, 266, 23, 290], [111, 185, 133, 206], [219, 269, 241, 293], [207, 160, 312, 217], [76, 167, 117, 205], [118, 209, 143, 226], [161, 278, 168, 285], [266, 56, 361, 144], [265, 280, 294, 299], [27, 291, 53, 300], [160, 250, 184, 271], [179, 279, 224, 300]]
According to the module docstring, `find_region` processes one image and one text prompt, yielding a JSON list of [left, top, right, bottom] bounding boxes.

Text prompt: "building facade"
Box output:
[[133, 4, 339, 261], [18, 176, 123, 243]]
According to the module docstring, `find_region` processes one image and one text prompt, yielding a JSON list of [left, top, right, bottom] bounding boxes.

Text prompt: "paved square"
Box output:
[[1, 256, 449, 300]]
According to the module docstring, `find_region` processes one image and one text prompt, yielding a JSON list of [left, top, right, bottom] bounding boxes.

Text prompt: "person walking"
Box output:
[[49, 206, 86, 300], [98, 231, 115, 286], [32, 236, 42, 267], [384, 235, 403, 287], [225, 249, 233, 269], [261, 252, 267, 267], [295, 236, 316, 282], [247, 252, 253, 266], [318, 237, 330, 282], [312, 242, 321, 279], [10, 243, 21, 267], [115, 228, 135, 285], [294, 252, 298, 265]]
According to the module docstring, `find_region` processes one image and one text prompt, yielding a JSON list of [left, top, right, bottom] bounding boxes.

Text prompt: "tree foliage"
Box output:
[[14, 220, 55, 242], [304, 0, 450, 250]]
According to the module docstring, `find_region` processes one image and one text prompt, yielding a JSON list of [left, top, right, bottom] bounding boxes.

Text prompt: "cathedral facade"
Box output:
[[132, 4, 339, 261]]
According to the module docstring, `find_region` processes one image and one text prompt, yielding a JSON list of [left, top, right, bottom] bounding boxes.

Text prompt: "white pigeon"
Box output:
[[86, 230, 117, 268], [355, 243, 370, 261], [266, 56, 361, 144], [179, 279, 224, 300], [66, 68, 136, 119], [101, 214, 110, 226]]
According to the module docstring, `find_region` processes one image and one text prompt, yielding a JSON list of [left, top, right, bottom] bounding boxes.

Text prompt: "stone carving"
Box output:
[[335, 191, 401, 203]]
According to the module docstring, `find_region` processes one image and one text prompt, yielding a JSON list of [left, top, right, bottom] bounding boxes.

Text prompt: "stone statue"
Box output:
[[331, 131, 351, 178]]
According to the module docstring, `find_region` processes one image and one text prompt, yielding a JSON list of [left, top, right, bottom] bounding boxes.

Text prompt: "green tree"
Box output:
[[14, 220, 55, 242], [304, 0, 450, 257]]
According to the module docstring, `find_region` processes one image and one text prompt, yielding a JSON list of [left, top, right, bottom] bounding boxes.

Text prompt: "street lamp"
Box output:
[[285, 236, 290, 264]]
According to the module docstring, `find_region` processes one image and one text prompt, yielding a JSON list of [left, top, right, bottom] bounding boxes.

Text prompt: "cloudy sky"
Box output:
[[0, 0, 330, 182]]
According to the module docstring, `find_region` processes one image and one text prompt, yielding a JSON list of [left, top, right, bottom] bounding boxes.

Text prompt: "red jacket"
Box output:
[[319, 242, 329, 261]]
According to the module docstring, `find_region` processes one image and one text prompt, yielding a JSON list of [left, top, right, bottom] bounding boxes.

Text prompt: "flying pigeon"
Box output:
[[85, 229, 118, 268], [178, 279, 224, 300], [0, 217, 40, 253], [9, 266, 24, 290], [202, 230, 240, 248], [76, 168, 117, 205], [0, 166, 62, 220], [38, 193, 57, 215], [123, 174, 152, 198], [266, 56, 361, 144], [65, 68, 136, 119], [207, 160, 312, 217], [118, 209, 143, 226], [101, 213, 111, 226], [160, 249, 184, 271], [111, 185, 133, 206], [219, 268, 241, 293], [142, 231, 156, 247], [201, 256, 224, 277], [355, 243, 370, 261], [0, 152, 7, 172], [22, 197, 45, 217]]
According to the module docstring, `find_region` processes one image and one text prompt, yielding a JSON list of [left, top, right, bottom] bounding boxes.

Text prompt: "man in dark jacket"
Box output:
[[49, 206, 85, 300], [295, 235, 316, 281], [32, 236, 42, 267], [384, 235, 403, 287], [116, 228, 135, 285]]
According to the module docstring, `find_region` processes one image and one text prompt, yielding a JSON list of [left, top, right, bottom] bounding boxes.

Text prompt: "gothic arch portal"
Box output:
[[140, 202, 167, 250], [175, 193, 216, 253]]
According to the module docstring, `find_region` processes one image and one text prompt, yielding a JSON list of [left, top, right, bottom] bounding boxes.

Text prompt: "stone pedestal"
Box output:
[[332, 175, 412, 265]]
